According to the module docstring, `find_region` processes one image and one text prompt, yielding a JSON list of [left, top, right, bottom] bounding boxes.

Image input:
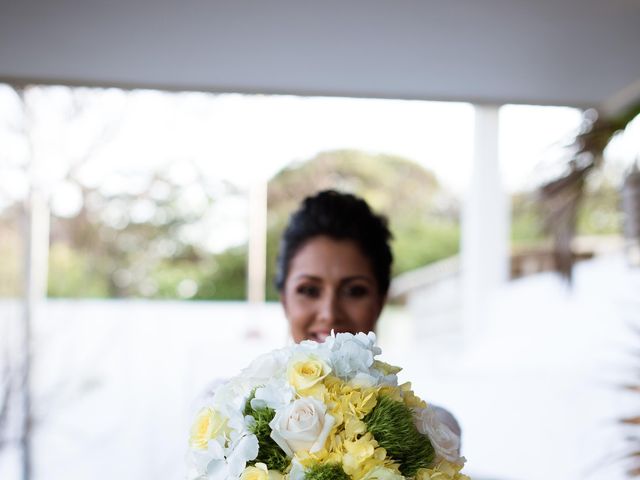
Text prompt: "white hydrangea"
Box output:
[[202, 433, 259, 480], [250, 379, 295, 411], [287, 459, 306, 480], [323, 331, 381, 380]]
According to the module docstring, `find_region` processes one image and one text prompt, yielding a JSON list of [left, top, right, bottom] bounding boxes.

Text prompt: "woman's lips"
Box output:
[[309, 331, 331, 342]]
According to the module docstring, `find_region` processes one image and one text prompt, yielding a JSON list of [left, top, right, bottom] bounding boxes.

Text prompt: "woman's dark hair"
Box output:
[[275, 190, 393, 295]]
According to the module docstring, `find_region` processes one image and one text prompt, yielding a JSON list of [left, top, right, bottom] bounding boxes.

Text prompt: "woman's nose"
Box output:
[[318, 292, 340, 325]]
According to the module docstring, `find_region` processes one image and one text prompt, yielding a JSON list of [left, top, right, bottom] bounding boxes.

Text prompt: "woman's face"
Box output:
[[281, 235, 385, 343]]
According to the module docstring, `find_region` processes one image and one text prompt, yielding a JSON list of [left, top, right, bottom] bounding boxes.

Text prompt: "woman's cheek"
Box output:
[[288, 305, 312, 341]]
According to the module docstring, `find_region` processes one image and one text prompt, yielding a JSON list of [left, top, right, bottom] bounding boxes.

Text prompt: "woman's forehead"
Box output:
[[288, 236, 375, 279]]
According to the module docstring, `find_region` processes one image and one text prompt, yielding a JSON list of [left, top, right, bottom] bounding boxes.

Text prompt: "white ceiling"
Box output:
[[1, 0, 640, 110]]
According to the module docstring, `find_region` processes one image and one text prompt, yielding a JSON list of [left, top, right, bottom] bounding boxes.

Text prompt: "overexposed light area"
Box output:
[[499, 104, 583, 192]]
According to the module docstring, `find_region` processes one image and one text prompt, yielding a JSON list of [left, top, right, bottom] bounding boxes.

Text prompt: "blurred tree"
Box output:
[[511, 192, 547, 247], [264, 150, 461, 300], [539, 104, 640, 280], [47, 167, 238, 299], [0, 83, 247, 302], [0, 206, 23, 297], [512, 174, 622, 253], [193, 244, 247, 300]]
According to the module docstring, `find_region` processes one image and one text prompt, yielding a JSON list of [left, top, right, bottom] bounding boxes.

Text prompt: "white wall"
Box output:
[[1, 1, 639, 107]]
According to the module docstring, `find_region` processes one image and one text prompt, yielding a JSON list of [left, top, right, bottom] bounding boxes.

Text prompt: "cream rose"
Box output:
[[413, 407, 463, 465], [287, 355, 331, 392], [269, 397, 336, 456]]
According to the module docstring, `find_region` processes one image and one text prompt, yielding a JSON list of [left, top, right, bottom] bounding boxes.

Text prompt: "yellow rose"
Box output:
[[240, 463, 283, 480], [189, 407, 229, 450], [288, 355, 332, 392]]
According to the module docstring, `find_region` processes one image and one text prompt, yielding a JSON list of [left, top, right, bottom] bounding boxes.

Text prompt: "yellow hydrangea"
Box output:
[[189, 407, 229, 450], [296, 447, 344, 470], [324, 376, 378, 424], [416, 460, 470, 480], [372, 360, 402, 376], [377, 382, 427, 410], [400, 382, 428, 409], [342, 433, 398, 480], [361, 466, 405, 480]]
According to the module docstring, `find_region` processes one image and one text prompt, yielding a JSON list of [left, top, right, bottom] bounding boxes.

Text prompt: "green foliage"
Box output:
[[363, 396, 434, 477], [305, 463, 350, 480], [194, 245, 247, 300], [0, 210, 23, 298], [244, 394, 290, 472], [48, 243, 111, 297], [511, 192, 547, 247], [391, 221, 460, 274], [46, 242, 247, 300], [576, 177, 622, 235], [511, 176, 623, 250], [149, 261, 204, 299]]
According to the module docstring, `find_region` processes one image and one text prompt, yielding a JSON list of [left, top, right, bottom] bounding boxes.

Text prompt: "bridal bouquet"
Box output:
[[187, 332, 468, 480]]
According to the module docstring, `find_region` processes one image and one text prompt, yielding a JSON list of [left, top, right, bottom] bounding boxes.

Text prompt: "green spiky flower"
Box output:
[[244, 391, 289, 472], [363, 395, 435, 477], [305, 463, 350, 480]]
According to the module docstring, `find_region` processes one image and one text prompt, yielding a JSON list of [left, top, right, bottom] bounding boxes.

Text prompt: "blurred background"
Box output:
[[1, 1, 640, 479]]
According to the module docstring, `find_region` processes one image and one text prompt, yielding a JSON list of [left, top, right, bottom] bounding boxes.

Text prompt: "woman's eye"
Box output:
[[296, 285, 320, 298], [344, 285, 369, 298]]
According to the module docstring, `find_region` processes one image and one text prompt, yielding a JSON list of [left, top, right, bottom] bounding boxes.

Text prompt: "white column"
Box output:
[[247, 179, 268, 304], [18, 88, 51, 480], [461, 104, 509, 338]]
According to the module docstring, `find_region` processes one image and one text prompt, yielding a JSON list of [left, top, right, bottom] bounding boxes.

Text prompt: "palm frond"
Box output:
[[539, 102, 640, 281]]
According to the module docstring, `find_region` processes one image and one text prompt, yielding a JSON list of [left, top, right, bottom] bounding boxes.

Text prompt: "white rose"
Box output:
[[269, 397, 336, 456], [241, 349, 291, 383], [413, 406, 463, 465]]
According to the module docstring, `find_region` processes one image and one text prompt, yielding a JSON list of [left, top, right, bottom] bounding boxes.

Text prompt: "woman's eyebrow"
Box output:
[[341, 275, 376, 283], [292, 274, 322, 281]]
